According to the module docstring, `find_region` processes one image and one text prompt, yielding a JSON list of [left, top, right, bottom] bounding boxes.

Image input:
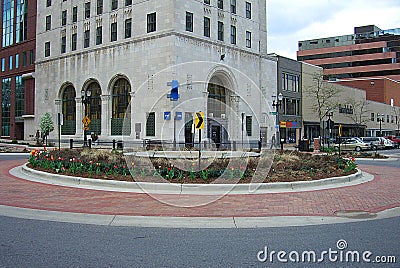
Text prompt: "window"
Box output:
[[387, 115, 390, 123], [61, 36, 66, 53], [62, 10, 67, 26], [218, 0, 223, 9], [282, 73, 299, 92], [125, 19, 132, 38], [1, 58, 5, 72], [204, 0, 210, 4], [9, 55, 12, 70], [96, 26, 102, 45], [2, 0, 14, 47], [112, 78, 131, 135], [16, 0, 28, 43], [218, 21, 224, 41], [86, 82, 102, 135], [370, 112, 375, 121], [186, 12, 193, 32], [97, 0, 103, 15], [204, 17, 210, 37], [111, 0, 118, 10], [72, 6, 78, 23], [230, 0, 236, 14], [246, 31, 251, 48], [207, 83, 226, 118], [61, 86, 77, 135], [45, 42, 50, 57], [22, 52, 27, 66], [230, 25, 236, 44], [245, 2, 251, 19], [45, 15, 51, 31], [125, 0, 132, 6], [147, 13, 156, 33], [146, 112, 156, 136], [84, 30, 90, 48], [85, 2, 91, 19], [246, 116, 252, 136], [46, 0, 51, 7], [391, 115, 394, 124], [111, 22, 117, 42], [15, 76, 24, 117], [29, 50, 34, 64], [1, 78, 11, 136], [283, 98, 300, 116], [71, 33, 77, 51], [15, 54, 19, 69]]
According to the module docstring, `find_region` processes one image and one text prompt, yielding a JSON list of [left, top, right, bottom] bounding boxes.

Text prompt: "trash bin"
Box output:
[[298, 139, 309, 151]]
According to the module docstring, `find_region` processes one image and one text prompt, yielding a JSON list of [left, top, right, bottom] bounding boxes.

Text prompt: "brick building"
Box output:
[[0, 0, 36, 139]]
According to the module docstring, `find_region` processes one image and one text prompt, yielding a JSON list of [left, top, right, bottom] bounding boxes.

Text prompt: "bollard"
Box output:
[[112, 139, 116, 150], [233, 141, 237, 151], [88, 139, 92, 148], [69, 139, 73, 149]]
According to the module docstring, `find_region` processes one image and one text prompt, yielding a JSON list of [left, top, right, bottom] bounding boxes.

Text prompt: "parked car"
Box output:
[[382, 137, 396, 149], [385, 135, 400, 148], [359, 137, 385, 150], [334, 138, 371, 152]]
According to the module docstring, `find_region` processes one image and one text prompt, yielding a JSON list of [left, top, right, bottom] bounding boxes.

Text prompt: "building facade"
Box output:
[[32, 0, 276, 148], [0, 0, 36, 139], [297, 25, 400, 81]]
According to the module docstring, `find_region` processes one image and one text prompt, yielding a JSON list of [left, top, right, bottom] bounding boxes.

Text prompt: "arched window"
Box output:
[[86, 82, 101, 135], [111, 78, 131, 135], [61, 85, 76, 135], [207, 82, 226, 118]]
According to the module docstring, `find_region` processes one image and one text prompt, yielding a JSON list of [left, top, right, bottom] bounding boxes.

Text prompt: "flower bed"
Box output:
[[28, 148, 358, 184]]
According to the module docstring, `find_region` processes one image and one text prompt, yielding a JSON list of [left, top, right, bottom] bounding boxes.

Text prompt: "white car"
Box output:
[[382, 138, 395, 149]]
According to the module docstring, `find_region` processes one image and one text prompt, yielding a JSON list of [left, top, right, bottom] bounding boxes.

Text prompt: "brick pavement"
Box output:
[[1, 159, 400, 217]]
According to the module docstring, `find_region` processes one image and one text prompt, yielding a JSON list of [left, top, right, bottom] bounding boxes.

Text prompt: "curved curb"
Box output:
[[355, 157, 398, 161], [1, 205, 399, 228], [16, 164, 369, 195]]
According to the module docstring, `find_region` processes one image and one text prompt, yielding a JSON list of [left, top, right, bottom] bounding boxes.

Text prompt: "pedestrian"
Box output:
[[270, 134, 276, 149], [35, 130, 40, 144]]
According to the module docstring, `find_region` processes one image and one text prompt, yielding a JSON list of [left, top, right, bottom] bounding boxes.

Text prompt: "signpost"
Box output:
[[195, 112, 204, 168], [338, 124, 342, 155]]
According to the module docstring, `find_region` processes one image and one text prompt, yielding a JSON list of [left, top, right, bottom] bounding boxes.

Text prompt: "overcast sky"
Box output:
[[267, 0, 400, 59]]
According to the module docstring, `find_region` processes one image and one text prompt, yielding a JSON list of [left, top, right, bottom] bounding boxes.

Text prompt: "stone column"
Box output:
[[75, 97, 83, 137], [101, 95, 110, 137]]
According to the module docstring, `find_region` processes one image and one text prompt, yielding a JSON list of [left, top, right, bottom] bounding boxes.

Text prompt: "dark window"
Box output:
[[45, 42, 50, 57], [146, 112, 156, 136], [246, 116, 252, 136], [186, 12, 193, 32], [72, 6, 78, 22], [125, 0, 132, 6], [230, 0, 236, 14], [61, 36, 66, 53], [84, 30, 90, 48], [111, 22, 117, 42], [1, 78, 11, 136], [45, 15, 51, 31], [96, 26, 102, 45], [218, 0, 223, 9], [245, 2, 251, 19], [125, 19, 132, 38], [147, 13, 156, 33], [111, 0, 118, 10], [97, 0, 103, 15], [62, 86, 76, 135], [204, 17, 210, 37], [85, 2, 91, 19], [86, 82, 102, 135], [15, 76, 24, 117], [62, 10, 67, 26], [29, 50, 34, 64], [46, 0, 51, 7], [207, 83, 226, 118], [111, 78, 131, 135], [204, 0, 210, 4], [246, 31, 251, 48], [71, 33, 77, 51], [22, 52, 27, 66], [230, 25, 236, 44], [218, 21, 224, 41]]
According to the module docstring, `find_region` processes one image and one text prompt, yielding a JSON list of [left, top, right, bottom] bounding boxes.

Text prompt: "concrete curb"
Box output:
[[17, 164, 369, 195]]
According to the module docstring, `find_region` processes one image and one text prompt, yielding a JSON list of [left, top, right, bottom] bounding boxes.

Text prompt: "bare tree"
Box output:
[[343, 99, 370, 137], [305, 73, 342, 140]]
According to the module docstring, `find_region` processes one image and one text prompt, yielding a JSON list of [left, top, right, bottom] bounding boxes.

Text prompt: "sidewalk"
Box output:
[[1, 158, 400, 228]]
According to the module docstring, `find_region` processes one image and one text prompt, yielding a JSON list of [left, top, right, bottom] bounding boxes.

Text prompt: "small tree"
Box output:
[[40, 112, 54, 146], [344, 99, 370, 137]]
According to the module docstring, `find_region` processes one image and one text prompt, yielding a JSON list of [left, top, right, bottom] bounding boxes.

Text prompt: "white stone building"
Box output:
[[31, 0, 276, 148]]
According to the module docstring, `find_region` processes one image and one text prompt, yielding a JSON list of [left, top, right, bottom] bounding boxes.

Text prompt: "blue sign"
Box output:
[[175, 112, 182, 120], [164, 112, 171, 120]]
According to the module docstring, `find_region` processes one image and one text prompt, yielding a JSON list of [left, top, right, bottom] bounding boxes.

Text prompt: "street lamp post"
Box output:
[[272, 93, 283, 150], [326, 109, 333, 148], [81, 89, 92, 147], [377, 113, 383, 137]]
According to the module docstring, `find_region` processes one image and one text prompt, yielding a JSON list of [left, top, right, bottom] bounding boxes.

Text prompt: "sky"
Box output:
[[267, 0, 400, 59]]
